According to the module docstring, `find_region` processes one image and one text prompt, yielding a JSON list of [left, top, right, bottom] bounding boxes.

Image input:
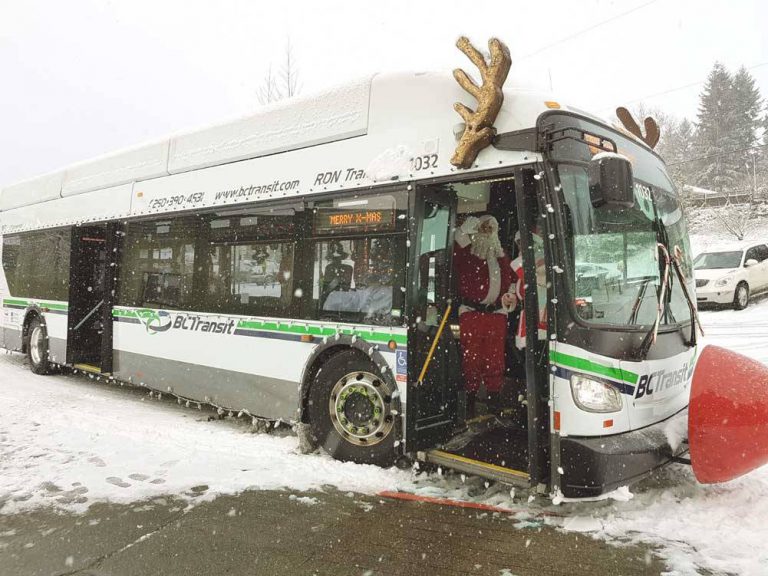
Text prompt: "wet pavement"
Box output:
[[0, 489, 664, 576]]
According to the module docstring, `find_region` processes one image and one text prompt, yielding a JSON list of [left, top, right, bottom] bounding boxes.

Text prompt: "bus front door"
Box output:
[[405, 187, 461, 452], [66, 224, 118, 373]]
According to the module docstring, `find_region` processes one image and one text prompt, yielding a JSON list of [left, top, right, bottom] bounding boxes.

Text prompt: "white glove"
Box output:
[[460, 216, 480, 235], [455, 216, 480, 248]]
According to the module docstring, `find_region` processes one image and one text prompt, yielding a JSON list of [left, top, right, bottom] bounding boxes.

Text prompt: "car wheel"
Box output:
[[307, 349, 398, 466], [27, 317, 54, 375], [733, 282, 750, 310]]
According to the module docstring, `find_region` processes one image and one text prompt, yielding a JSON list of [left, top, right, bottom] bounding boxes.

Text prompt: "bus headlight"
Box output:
[[570, 374, 622, 413]]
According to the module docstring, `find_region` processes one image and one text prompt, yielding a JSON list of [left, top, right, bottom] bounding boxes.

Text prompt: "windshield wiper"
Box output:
[[627, 275, 655, 325], [639, 217, 703, 357]]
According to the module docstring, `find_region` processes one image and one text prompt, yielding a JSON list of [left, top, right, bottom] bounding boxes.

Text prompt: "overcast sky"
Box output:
[[1, 0, 766, 186]]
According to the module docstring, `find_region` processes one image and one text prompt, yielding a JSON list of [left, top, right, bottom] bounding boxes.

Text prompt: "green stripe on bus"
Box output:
[[2, 298, 68, 311], [549, 350, 638, 384], [236, 319, 407, 345]]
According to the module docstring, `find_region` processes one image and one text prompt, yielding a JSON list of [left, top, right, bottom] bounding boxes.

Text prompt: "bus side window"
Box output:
[[117, 218, 197, 310], [229, 242, 295, 315], [311, 236, 402, 325]]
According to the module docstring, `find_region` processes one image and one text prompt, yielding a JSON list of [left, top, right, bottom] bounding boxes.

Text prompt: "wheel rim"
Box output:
[[329, 371, 394, 446], [30, 326, 43, 365], [739, 286, 749, 307]]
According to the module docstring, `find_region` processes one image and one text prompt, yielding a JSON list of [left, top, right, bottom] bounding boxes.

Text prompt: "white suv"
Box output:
[[694, 243, 768, 309]]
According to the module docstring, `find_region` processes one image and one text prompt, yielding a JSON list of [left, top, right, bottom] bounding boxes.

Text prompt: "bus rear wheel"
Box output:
[[27, 317, 54, 375], [307, 350, 397, 466]]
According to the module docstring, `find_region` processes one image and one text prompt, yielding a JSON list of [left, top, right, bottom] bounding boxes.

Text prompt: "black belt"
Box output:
[[458, 298, 498, 313]]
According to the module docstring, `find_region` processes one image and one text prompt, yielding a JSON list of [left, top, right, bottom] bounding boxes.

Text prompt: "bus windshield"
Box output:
[[545, 114, 694, 328]]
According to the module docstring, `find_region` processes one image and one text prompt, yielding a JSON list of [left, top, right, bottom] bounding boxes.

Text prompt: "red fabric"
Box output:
[[459, 311, 507, 393], [511, 256, 548, 348], [453, 244, 515, 306]]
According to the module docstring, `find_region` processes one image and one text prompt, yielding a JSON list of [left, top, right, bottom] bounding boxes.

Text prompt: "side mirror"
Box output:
[[745, 258, 759, 267], [588, 153, 635, 208]]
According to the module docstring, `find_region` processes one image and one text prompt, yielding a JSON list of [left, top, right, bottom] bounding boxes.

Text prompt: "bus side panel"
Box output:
[[111, 308, 313, 421], [42, 307, 69, 364]]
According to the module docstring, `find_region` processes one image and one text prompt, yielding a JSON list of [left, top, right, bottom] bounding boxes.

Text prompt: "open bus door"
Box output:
[[405, 186, 461, 452], [407, 170, 552, 492], [66, 223, 119, 374]]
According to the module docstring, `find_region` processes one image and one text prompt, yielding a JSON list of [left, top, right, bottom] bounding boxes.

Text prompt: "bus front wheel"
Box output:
[[307, 350, 397, 466], [27, 317, 54, 375]]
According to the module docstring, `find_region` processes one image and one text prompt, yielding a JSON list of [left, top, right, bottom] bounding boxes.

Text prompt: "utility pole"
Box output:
[[749, 149, 758, 202]]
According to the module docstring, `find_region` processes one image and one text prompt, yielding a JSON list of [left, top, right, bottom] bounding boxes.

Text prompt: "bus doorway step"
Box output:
[[73, 363, 108, 376], [425, 449, 530, 486]]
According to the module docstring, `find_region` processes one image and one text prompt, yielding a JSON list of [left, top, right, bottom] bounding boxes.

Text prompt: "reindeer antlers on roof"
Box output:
[[616, 107, 660, 149], [451, 37, 512, 169]]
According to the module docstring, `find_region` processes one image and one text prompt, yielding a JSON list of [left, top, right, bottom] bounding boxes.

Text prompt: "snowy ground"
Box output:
[[3, 301, 768, 575]]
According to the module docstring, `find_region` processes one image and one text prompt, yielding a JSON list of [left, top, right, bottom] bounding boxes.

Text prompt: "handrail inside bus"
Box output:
[[73, 300, 104, 331], [417, 302, 452, 385]]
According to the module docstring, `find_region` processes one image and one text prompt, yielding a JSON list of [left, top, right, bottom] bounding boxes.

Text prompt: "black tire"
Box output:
[[27, 317, 54, 375], [733, 282, 750, 310], [307, 349, 398, 466]]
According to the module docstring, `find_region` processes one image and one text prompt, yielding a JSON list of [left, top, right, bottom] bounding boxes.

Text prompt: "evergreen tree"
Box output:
[[694, 62, 741, 192], [663, 118, 697, 205], [731, 66, 763, 195]]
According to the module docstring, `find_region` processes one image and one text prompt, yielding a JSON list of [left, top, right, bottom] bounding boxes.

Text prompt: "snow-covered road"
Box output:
[[2, 303, 768, 575]]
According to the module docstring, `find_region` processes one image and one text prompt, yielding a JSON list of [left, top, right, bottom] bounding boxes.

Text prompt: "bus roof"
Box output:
[[0, 72, 608, 226]]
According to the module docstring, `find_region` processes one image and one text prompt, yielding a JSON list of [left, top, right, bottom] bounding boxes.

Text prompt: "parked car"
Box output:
[[693, 243, 768, 309]]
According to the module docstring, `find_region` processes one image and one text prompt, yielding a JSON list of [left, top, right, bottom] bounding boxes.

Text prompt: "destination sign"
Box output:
[[314, 208, 395, 234]]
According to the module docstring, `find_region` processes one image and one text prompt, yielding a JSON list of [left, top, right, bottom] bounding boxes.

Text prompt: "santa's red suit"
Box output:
[[453, 216, 517, 395]]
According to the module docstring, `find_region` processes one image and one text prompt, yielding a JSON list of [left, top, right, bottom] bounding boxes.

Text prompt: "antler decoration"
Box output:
[[616, 107, 660, 149], [451, 37, 512, 169]]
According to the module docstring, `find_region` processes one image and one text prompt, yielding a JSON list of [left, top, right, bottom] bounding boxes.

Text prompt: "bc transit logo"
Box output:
[[139, 310, 173, 334]]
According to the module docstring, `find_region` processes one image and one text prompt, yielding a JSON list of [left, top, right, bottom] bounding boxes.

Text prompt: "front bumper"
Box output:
[[696, 285, 735, 305], [559, 408, 688, 498]]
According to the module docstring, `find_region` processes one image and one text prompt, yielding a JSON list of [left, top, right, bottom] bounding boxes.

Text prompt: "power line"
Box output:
[[667, 143, 768, 167], [520, 0, 658, 60], [601, 61, 768, 114]]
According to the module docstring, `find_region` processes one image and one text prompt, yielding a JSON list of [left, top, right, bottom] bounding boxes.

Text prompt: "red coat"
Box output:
[[453, 244, 516, 307]]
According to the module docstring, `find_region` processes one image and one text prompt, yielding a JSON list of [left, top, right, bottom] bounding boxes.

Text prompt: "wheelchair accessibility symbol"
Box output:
[[396, 350, 407, 375]]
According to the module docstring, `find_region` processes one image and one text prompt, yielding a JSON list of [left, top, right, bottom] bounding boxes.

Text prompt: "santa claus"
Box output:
[[453, 215, 517, 416]]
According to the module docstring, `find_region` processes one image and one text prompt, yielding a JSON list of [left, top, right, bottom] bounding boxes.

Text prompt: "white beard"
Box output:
[[470, 232, 504, 261]]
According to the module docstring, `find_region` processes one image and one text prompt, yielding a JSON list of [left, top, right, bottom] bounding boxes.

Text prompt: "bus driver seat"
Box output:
[[320, 241, 353, 309]]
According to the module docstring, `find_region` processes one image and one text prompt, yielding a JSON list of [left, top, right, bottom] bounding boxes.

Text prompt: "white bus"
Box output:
[[0, 64, 707, 497]]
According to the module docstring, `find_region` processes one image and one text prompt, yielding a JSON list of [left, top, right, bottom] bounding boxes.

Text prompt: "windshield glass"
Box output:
[[545, 115, 694, 328], [693, 251, 743, 269]]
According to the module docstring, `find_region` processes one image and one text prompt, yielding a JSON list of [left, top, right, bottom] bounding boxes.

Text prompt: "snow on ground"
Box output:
[[0, 353, 413, 514], [3, 299, 768, 574], [558, 301, 768, 576]]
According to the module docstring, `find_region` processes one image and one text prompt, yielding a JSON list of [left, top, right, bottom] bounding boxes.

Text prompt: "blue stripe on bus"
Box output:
[[552, 365, 636, 397], [113, 316, 141, 324], [233, 328, 305, 343]]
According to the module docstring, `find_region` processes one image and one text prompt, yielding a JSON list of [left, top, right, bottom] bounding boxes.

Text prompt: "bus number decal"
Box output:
[[411, 154, 438, 172]]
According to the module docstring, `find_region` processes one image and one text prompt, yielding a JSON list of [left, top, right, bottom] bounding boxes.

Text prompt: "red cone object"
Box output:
[[689, 345, 768, 483]]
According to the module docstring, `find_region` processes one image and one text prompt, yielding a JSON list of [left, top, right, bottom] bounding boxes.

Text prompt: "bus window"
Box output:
[[416, 202, 451, 325], [2, 230, 71, 301], [118, 218, 197, 310], [312, 236, 403, 325], [202, 241, 295, 317]]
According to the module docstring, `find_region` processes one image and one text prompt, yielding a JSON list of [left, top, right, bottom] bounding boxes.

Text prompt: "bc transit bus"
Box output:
[[2, 38, 766, 498]]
